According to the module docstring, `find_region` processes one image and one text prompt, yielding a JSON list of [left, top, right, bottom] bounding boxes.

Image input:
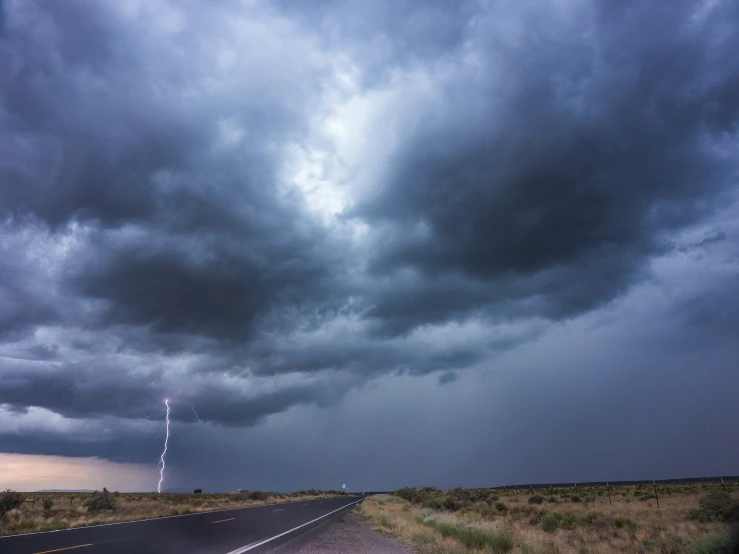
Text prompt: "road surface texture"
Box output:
[[283, 510, 415, 554], [0, 496, 362, 554]]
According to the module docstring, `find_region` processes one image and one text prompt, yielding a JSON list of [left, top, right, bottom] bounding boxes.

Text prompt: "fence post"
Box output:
[[607, 482, 612, 506], [721, 478, 725, 491], [653, 480, 660, 509]]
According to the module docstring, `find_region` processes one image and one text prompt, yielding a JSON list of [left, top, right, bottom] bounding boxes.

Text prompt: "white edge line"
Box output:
[[0, 497, 354, 540], [225, 499, 363, 554]]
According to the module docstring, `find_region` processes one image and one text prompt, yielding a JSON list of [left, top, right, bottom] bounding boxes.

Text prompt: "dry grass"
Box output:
[[0, 490, 345, 537], [358, 484, 738, 554]]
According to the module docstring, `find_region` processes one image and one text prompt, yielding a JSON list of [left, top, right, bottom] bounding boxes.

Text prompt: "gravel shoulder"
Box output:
[[287, 509, 416, 554]]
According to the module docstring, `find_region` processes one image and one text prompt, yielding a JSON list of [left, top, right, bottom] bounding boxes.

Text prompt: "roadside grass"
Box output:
[[429, 520, 513, 552], [0, 489, 346, 537], [359, 483, 739, 553]]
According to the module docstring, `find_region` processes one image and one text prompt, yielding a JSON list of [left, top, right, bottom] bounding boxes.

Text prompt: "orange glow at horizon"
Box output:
[[0, 453, 155, 492]]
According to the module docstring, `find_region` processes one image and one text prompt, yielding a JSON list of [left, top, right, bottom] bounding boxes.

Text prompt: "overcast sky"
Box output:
[[1, 0, 738, 493]]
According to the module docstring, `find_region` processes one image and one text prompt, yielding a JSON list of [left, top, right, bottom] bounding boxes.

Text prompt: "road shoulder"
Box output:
[[282, 509, 416, 554]]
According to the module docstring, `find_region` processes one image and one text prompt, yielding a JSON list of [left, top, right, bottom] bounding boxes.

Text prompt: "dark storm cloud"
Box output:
[[0, 220, 69, 339], [0, 357, 164, 421], [70, 222, 334, 342], [0, 0, 738, 472], [0, 355, 354, 427], [0, 419, 158, 464], [0, 260, 57, 339], [0, 8, 197, 226], [437, 371, 458, 386], [1, 0, 341, 341], [243, 326, 490, 377], [356, 0, 739, 333]]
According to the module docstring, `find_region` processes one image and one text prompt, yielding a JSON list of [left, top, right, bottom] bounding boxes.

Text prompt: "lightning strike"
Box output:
[[193, 406, 225, 451], [157, 399, 170, 494]]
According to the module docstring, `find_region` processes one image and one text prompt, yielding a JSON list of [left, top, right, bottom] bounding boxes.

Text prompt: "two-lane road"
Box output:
[[0, 496, 363, 554]]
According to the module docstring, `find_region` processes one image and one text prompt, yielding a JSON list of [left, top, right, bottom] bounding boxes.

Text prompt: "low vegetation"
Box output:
[[246, 490, 269, 501], [85, 487, 117, 513], [0, 488, 345, 537], [359, 482, 739, 553], [0, 490, 23, 518], [688, 491, 739, 524]]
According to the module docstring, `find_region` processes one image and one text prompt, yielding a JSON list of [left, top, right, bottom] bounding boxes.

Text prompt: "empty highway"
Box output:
[[0, 496, 363, 554]]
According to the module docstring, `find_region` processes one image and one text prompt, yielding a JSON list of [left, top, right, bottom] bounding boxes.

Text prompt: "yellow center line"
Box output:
[[34, 545, 93, 554], [211, 517, 235, 524]]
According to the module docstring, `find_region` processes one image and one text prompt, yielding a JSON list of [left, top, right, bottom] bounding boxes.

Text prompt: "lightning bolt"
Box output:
[[192, 406, 203, 426], [157, 399, 170, 494], [192, 406, 225, 451]]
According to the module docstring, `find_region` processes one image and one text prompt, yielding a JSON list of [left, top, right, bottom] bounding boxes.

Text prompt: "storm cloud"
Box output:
[[1, 0, 738, 490]]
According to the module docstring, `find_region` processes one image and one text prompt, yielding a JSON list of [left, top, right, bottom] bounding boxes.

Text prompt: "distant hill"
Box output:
[[162, 487, 228, 493], [35, 489, 96, 493]]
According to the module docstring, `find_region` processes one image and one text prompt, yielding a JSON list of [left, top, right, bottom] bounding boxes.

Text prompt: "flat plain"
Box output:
[[359, 483, 739, 554]]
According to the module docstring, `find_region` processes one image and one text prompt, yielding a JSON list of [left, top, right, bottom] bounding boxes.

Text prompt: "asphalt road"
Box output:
[[0, 496, 363, 554]]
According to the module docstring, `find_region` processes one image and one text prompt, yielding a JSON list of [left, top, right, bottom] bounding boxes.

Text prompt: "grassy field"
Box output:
[[0, 488, 346, 537], [358, 483, 739, 554]]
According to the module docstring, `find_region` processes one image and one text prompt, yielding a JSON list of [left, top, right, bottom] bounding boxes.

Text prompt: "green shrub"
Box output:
[[423, 497, 444, 510], [442, 496, 461, 511], [431, 521, 513, 552], [247, 490, 269, 501], [86, 488, 117, 512], [528, 494, 545, 504], [728, 501, 739, 523], [615, 517, 636, 530], [689, 491, 733, 523], [584, 495, 595, 503], [541, 513, 558, 533], [394, 487, 415, 502], [546, 496, 558, 503], [377, 514, 395, 529], [571, 495, 582, 503], [688, 534, 729, 554], [494, 501, 508, 512], [43, 497, 54, 511], [467, 489, 491, 503], [549, 511, 575, 529], [0, 490, 24, 517], [395, 487, 423, 504], [488, 530, 515, 553], [729, 525, 739, 553]]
